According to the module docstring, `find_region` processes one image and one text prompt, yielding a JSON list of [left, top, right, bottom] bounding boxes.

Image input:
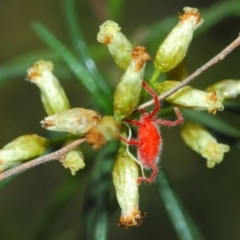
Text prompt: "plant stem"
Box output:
[[0, 138, 86, 181], [149, 68, 161, 85]]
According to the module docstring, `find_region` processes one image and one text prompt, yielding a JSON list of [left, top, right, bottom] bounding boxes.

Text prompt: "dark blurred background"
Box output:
[[0, 0, 240, 239]]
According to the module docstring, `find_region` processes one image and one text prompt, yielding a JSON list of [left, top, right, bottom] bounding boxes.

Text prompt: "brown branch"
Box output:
[[0, 138, 86, 181], [137, 34, 240, 111]]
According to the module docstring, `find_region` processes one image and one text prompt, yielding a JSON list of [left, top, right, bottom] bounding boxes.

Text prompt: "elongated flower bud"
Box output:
[[155, 7, 203, 73], [114, 46, 150, 120], [97, 20, 133, 71], [180, 121, 229, 168], [41, 108, 101, 135], [113, 143, 144, 228], [154, 81, 224, 114], [26, 60, 70, 115], [0, 134, 48, 173], [85, 116, 120, 149], [61, 149, 85, 175], [205, 79, 240, 99]]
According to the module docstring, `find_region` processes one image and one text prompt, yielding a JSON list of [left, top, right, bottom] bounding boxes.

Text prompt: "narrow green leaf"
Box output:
[[223, 101, 240, 115], [33, 176, 83, 240], [31, 22, 111, 113], [106, 0, 126, 20], [0, 174, 19, 190], [80, 143, 117, 240], [156, 172, 205, 240], [62, 0, 113, 100], [182, 110, 240, 139], [195, 1, 240, 37], [0, 49, 71, 84]]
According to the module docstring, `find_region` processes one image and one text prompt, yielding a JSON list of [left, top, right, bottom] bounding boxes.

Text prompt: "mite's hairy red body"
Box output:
[[120, 81, 183, 185], [137, 118, 161, 168]]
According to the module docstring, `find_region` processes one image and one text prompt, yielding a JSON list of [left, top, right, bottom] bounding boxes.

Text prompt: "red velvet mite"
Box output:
[[120, 81, 183, 185]]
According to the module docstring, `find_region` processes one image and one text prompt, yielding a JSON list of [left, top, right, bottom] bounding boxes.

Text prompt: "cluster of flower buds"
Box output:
[[154, 7, 203, 74], [154, 80, 224, 114], [97, 21, 151, 226], [96, 6, 231, 227], [112, 142, 144, 228], [180, 122, 230, 168], [26, 60, 70, 115], [0, 134, 48, 173], [1, 5, 235, 229]]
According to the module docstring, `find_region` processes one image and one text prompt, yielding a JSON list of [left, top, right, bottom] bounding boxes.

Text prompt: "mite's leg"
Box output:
[[142, 81, 160, 119], [136, 162, 159, 185], [154, 107, 183, 126]]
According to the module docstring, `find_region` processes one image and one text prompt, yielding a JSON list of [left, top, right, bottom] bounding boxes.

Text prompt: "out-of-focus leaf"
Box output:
[[33, 175, 83, 240], [223, 101, 240, 115], [139, 1, 240, 48], [0, 50, 72, 84], [0, 174, 19, 190], [80, 143, 117, 240], [156, 172, 205, 240], [195, 1, 240, 36], [106, 0, 126, 20], [31, 22, 111, 113], [62, 0, 113, 99]]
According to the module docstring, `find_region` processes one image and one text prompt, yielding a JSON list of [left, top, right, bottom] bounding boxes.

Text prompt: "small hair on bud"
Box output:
[[97, 20, 121, 44], [179, 7, 203, 28], [132, 46, 151, 71], [26, 60, 53, 80]]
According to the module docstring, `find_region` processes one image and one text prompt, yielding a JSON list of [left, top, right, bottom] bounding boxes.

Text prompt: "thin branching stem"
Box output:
[[0, 138, 86, 181], [137, 34, 240, 111]]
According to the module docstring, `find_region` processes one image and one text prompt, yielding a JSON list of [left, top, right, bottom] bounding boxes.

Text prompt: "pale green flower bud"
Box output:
[[85, 116, 120, 149], [0, 134, 48, 172], [155, 7, 203, 73], [114, 46, 150, 120], [205, 79, 240, 100], [41, 108, 101, 135], [154, 81, 224, 114], [26, 60, 70, 115], [180, 122, 229, 168], [61, 150, 85, 175], [97, 20, 133, 71], [113, 143, 143, 228]]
